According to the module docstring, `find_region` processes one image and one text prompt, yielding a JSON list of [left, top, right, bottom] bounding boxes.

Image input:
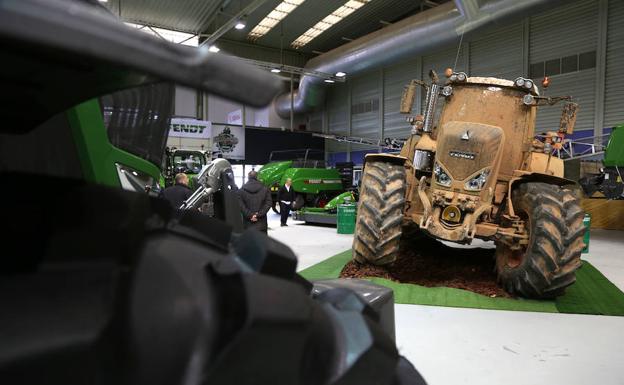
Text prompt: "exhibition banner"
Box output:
[[169, 118, 212, 139], [227, 109, 243, 125], [212, 124, 245, 160]]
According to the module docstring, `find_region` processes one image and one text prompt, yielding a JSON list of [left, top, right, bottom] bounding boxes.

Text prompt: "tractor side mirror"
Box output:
[[429, 69, 439, 84], [400, 81, 417, 114], [559, 102, 578, 134]]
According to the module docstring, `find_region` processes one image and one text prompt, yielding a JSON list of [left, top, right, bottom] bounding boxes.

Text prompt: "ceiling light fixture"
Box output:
[[235, 21, 246, 30], [271, 68, 282, 73], [208, 45, 220, 52], [335, 71, 347, 77], [248, 0, 306, 40], [291, 0, 370, 49], [324, 79, 335, 83]]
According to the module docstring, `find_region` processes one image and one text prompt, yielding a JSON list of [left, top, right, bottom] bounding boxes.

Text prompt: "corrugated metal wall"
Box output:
[[327, 82, 349, 153], [384, 58, 420, 138], [351, 73, 380, 138], [604, 0, 624, 127], [530, 0, 598, 133], [469, 22, 524, 80], [321, 0, 619, 163]]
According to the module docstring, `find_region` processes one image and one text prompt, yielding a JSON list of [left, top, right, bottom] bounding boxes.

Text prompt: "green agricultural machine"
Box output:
[[579, 124, 624, 199], [257, 149, 346, 213], [293, 190, 358, 224], [163, 147, 210, 188]]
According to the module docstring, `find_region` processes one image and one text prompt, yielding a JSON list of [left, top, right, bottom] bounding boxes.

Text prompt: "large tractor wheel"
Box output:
[[353, 161, 406, 265], [495, 182, 585, 298]]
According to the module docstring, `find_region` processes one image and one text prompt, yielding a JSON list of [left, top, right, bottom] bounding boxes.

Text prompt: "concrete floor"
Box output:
[[267, 212, 624, 385]]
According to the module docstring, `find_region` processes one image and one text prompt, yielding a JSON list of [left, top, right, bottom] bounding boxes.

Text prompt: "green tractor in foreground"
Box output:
[[257, 149, 347, 213]]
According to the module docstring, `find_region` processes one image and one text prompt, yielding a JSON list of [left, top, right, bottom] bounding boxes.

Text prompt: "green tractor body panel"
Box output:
[[67, 99, 161, 188], [257, 161, 293, 193], [283, 168, 343, 195], [604, 125, 624, 167]]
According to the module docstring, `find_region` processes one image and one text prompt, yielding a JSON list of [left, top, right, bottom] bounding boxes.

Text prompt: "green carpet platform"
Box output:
[[300, 250, 624, 316]]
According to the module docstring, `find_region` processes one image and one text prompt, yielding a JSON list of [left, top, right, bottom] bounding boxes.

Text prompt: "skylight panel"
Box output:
[[248, 0, 306, 40], [291, 0, 370, 49]]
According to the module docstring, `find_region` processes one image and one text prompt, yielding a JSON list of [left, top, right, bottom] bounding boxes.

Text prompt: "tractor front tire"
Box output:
[[353, 161, 406, 265], [495, 182, 585, 298]]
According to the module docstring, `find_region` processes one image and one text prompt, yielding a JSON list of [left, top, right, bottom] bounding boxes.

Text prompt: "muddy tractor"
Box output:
[[353, 70, 586, 298]]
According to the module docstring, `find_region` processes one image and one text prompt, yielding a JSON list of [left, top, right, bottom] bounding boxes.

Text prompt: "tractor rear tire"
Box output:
[[353, 161, 406, 265], [495, 182, 585, 298]]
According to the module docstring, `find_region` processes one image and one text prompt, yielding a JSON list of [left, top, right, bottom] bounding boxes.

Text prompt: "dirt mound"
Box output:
[[340, 235, 511, 298]]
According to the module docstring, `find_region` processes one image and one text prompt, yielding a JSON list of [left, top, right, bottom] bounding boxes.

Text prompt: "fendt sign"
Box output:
[[169, 118, 212, 139]]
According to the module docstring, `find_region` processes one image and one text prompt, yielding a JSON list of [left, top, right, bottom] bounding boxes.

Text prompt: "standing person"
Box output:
[[277, 178, 295, 227], [162, 173, 192, 209], [238, 170, 272, 233]]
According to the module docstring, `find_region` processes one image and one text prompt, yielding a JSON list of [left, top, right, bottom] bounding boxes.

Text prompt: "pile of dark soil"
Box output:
[[340, 235, 511, 298]]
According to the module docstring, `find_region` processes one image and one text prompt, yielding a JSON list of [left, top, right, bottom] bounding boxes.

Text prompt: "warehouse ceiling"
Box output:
[[102, 0, 449, 56]]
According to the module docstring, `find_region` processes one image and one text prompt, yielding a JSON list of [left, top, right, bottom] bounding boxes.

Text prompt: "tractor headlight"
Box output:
[[442, 85, 453, 97], [434, 162, 452, 187], [464, 168, 491, 191]]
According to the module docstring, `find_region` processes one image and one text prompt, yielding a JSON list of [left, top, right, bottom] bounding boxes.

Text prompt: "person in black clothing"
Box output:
[[277, 178, 295, 227], [162, 173, 192, 209], [238, 170, 272, 233]]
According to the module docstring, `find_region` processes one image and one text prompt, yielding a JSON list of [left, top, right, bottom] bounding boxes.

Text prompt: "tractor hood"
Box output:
[[434, 121, 504, 192]]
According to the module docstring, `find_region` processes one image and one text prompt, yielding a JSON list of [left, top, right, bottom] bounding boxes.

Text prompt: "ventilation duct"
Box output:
[[274, 0, 567, 118]]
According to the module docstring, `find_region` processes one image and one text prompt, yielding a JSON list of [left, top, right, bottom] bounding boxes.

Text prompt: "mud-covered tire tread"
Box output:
[[496, 183, 585, 298], [353, 161, 406, 265]]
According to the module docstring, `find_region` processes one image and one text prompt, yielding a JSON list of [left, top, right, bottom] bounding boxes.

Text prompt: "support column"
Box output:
[[594, 0, 608, 144], [379, 67, 385, 153], [347, 80, 352, 162], [522, 18, 530, 77], [290, 73, 294, 132]]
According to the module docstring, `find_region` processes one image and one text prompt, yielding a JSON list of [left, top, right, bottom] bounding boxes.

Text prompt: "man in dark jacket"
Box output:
[[238, 171, 272, 233], [277, 178, 295, 227], [162, 173, 192, 209]]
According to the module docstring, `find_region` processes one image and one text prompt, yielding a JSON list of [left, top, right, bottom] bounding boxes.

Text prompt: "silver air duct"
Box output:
[[274, 0, 566, 118]]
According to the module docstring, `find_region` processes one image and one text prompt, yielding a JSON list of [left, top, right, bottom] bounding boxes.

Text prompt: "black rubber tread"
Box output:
[[495, 182, 585, 298], [352, 161, 406, 265]]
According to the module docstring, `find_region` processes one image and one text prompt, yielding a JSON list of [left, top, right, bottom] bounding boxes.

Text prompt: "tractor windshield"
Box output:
[[101, 82, 174, 168], [172, 151, 207, 174]]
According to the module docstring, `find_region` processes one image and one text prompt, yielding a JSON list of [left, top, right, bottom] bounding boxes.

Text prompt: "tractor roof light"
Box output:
[[515, 77, 534, 91], [449, 72, 467, 83]]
